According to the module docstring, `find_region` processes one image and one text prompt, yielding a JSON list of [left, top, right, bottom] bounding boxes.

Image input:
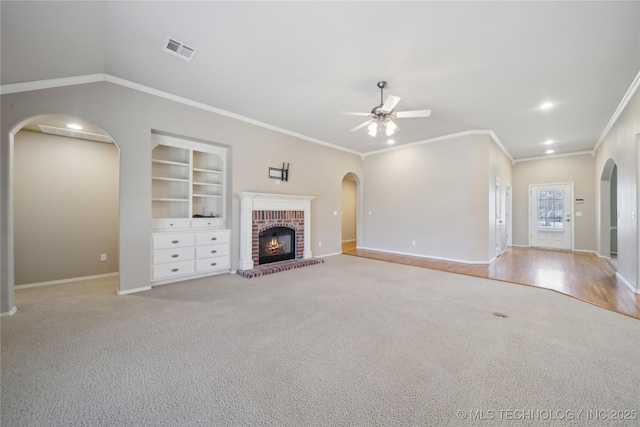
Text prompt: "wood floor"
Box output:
[[342, 241, 640, 320]]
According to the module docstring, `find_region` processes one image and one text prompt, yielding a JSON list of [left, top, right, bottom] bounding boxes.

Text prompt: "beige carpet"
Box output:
[[2, 255, 639, 426]]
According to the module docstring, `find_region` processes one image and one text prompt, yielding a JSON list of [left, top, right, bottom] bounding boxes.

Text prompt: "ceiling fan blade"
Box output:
[[340, 111, 372, 116], [349, 119, 374, 132], [381, 95, 401, 112], [395, 109, 431, 118]]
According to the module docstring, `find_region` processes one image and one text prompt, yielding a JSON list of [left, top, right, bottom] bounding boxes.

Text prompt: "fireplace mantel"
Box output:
[[237, 192, 315, 270]]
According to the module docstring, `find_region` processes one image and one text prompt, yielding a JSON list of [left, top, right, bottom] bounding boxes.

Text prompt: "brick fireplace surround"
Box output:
[[252, 210, 304, 264], [237, 193, 319, 276]]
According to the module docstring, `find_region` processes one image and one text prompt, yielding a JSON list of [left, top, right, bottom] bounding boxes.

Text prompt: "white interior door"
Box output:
[[529, 183, 573, 250]]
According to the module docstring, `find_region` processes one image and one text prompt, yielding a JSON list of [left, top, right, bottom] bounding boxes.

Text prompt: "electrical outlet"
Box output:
[[412, 241, 416, 246], [318, 241, 322, 247], [100, 254, 107, 262]]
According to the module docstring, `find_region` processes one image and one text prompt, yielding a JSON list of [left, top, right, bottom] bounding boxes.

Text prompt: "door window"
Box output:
[[537, 189, 564, 230]]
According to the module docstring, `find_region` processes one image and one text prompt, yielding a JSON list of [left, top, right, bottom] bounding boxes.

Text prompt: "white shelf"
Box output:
[[152, 198, 190, 202], [193, 194, 223, 198], [193, 182, 223, 187], [153, 177, 190, 183], [193, 167, 223, 174], [153, 159, 189, 167]]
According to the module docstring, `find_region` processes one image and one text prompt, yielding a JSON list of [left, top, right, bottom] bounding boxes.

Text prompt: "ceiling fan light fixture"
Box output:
[[368, 122, 378, 137], [342, 81, 432, 139], [385, 120, 397, 136]]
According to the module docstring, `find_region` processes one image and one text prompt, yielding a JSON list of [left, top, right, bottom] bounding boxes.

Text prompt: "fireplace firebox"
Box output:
[[258, 227, 296, 265]]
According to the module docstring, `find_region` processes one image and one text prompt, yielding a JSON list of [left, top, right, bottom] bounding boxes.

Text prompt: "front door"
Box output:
[[529, 183, 572, 250]]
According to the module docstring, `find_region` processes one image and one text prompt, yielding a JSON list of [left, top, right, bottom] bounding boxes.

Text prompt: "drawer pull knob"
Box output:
[[207, 222, 211, 225], [211, 250, 217, 254], [211, 262, 217, 266], [171, 268, 179, 272], [169, 223, 174, 226], [211, 237, 217, 241], [172, 254, 179, 258], [172, 240, 179, 244]]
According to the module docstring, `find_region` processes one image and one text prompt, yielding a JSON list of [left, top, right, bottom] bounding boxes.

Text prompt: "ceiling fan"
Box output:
[[341, 81, 431, 137]]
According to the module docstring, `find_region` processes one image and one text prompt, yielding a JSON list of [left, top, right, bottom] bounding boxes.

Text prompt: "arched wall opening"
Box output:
[[599, 158, 617, 262], [341, 172, 361, 253], [6, 115, 120, 313]]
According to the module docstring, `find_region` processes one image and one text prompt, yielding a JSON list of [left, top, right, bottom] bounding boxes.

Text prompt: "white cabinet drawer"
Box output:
[[152, 260, 195, 280], [152, 219, 190, 230], [191, 218, 225, 228], [153, 247, 195, 264], [196, 230, 230, 245], [196, 256, 230, 272], [196, 244, 229, 259], [153, 233, 195, 249]]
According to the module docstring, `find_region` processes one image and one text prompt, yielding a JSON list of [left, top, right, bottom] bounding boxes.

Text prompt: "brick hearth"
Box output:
[[237, 258, 324, 278]]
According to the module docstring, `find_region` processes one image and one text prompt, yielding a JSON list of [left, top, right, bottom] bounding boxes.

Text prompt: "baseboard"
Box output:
[[573, 249, 597, 255], [356, 246, 492, 265], [510, 244, 530, 248], [117, 286, 152, 296], [615, 272, 639, 294], [317, 252, 342, 258], [15, 272, 119, 289], [0, 306, 17, 317]]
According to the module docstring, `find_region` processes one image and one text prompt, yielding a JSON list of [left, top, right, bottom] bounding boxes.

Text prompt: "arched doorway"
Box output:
[[10, 115, 119, 300], [599, 158, 617, 266], [341, 173, 359, 253]]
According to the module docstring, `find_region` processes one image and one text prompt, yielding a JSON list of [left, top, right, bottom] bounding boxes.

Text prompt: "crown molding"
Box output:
[[0, 74, 106, 95], [592, 69, 640, 154], [1, 73, 361, 156], [361, 129, 515, 163], [514, 150, 594, 164]]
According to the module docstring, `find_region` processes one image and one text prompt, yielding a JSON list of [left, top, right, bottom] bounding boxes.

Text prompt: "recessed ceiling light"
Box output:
[[544, 139, 554, 145], [66, 123, 83, 130], [539, 102, 554, 110], [546, 149, 555, 154], [387, 139, 395, 145]]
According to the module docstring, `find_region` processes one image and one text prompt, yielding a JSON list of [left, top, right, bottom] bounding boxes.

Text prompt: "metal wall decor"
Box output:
[[269, 162, 289, 181]]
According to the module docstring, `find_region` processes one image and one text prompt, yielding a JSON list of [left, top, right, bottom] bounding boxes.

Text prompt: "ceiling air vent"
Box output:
[[37, 125, 113, 144], [163, 36, 197, 62]]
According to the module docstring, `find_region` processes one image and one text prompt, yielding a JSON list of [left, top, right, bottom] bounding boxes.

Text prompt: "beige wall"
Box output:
[[594, 86, 640, 291], [512, 154, 596, 251], [362, 133, 512, 263], [13, 130, 119, 285], [341, 177, 356, 242], [1, 82, 363, 311]]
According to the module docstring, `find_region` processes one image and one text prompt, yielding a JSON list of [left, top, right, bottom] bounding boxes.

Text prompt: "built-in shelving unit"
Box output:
[[151, 133, 230, 285]]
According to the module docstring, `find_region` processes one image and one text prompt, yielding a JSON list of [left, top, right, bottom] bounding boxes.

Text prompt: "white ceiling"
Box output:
[[2, 1, 639, 159]]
